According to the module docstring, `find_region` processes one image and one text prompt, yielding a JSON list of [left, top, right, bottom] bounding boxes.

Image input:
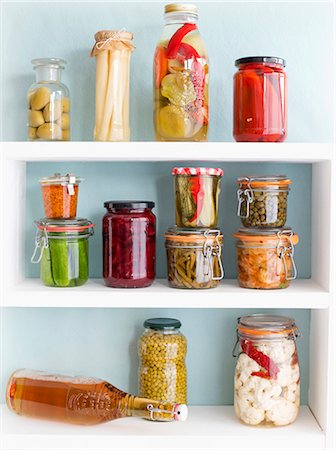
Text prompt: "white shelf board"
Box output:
[[2, 141, 333, 162], [3, 278, 330, 308], [1, 405, 324, 450]]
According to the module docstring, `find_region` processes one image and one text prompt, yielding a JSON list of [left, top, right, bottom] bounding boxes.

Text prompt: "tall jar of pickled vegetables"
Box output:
[[233, 227, 298, 289], [138, 318, 187, 404], [154, 4, 209, 141], [233, 314, 301, 427], [27, 58, 70, 141], [233, 56, 287, 142], [102, 201, 156, 288]]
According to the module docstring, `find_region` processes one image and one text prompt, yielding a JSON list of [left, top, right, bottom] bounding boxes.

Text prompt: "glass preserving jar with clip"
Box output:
[[233, 227, 298, 289], [165, 227, 224, 289], [236, 175, 291, 228]]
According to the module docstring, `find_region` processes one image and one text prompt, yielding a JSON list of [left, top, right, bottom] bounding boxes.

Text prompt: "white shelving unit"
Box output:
[[1, 141, 335, 450]]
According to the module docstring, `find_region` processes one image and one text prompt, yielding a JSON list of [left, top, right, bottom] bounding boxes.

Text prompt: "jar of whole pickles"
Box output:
[[237, 175, 291, 228], [165, 227, 224, 289], [138, 318, 187, 404], [154, 4, 209, 141], [172, 167, 223, 228], [102, 201, 156, 288], [233, 227, 298, 289], [31, 219, 95, 287], [27, 58, 70, 141], [233, 314, 301, 427], [233, 56, 287, 142]]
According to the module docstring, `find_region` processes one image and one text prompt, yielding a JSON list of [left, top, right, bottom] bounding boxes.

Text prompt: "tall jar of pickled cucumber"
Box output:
[[27, 58, 70, 141], [138, 318, 187, 404], [154, 4, 209, 141]]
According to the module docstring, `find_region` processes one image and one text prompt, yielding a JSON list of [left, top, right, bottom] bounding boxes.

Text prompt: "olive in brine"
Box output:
[[28, 110, 44, 128], [30, 87, 51, 110]]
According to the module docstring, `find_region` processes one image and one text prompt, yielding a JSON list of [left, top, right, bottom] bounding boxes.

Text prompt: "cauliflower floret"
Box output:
[[253, 378, 282, 410], [235, 353, 260, 383], [235, 396, 265, 425], [256, 340, 295, 364], [283, 382, 300, 405], [266, 397, 299, 426], [277, 362, 300, 387]]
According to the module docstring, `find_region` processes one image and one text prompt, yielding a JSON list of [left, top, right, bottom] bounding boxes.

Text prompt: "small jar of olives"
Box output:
[[27, 58, 70, 141], [138, 318, 187, 405], [236, 175, 291, 228]]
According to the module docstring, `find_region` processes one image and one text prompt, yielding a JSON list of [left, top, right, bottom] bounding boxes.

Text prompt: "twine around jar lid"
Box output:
[[91, 29, 135, 56]]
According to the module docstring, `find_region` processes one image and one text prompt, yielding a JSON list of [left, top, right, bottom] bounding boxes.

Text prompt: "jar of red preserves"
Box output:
[[233, 56, 287, 142], [103, 201, 156, 288]]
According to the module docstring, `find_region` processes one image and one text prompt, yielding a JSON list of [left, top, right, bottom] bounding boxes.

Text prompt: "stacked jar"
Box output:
[[31, 174, 95, 287], [165, 167, 224, 289], [233, 175, 298, 289]]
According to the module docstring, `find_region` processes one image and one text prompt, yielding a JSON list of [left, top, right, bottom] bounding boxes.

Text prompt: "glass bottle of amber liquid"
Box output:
[[6, 369, 188, 424], [154, 3, 209, 141]]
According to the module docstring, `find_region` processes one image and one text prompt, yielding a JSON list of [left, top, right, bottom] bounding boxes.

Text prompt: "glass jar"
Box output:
[[233, 227, 298, 289], [39, 173, 83, 219], [233, 56, 287, 142], [172, 167, 223, 228], [91, 30, 134, 141], [165, 227, 223, 289], [31, 219, 95, 287], [154, 4, 209, 141], [237, 175, 291, 228], [27, 58, 70, 141], [233, 314, 301, 427], [102, 201, 156, 288], [138, 318, 187, 404]]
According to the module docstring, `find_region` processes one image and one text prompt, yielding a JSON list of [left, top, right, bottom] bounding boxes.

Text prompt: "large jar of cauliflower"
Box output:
[[233, 314, 301, 427], [138, 318, 187, 404]]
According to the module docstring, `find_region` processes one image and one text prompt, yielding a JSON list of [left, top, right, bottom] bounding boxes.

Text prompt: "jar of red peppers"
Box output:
[[154, 4, 209, 141], [233, 314, 301, 427], [233, 56, 287, 142], [233, 227, 298, 289], [102, 201, 156, 288]]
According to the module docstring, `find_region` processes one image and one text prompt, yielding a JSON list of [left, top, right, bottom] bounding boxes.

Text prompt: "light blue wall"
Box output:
[[26, 161, 312, 279], [2, 1, 334, 142], [2, 308, 310, 405]]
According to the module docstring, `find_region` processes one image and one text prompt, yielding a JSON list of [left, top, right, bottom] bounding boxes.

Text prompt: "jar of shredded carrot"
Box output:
[[233, 227, 298, 289], [39, 173, 83, 219]]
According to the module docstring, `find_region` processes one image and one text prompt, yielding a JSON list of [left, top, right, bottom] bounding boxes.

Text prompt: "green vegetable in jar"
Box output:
[[240, 190, 288, 227]]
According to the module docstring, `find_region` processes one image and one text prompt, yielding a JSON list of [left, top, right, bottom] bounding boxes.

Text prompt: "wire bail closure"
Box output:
[[146, 404, 177, 421], [237, 177, 254, 218], [276, 229, 297, 281], [202, 229, 224, 281], [31, 225, 49, 264]]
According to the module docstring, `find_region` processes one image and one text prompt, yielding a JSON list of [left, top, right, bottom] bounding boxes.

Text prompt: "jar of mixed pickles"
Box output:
[[165, 227, 223, 289], [102, 201, 156, 288], [27, 58, 70, 141], [237, 175, 291, 228], [172, 167, 223, 228], [233, 227, 298, 289], [31, 219, 95, 287], [233, 56, 287, 142], [233, 314, 301, 427], [154, 4, 209, 141], [138, 318, 187, 404], [39, 173, 83, 219]]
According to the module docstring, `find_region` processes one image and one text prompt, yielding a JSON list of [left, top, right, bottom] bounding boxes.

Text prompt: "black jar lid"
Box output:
[[235, 56, 286, 67], [144, 318, 182, 330], [104, 201, 155, 209]]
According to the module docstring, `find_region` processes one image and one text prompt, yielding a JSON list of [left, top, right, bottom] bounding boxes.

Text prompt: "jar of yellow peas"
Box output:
[[138, 318, 187, 404]]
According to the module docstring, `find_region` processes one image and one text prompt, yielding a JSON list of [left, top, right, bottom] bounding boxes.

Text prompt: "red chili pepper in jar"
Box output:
[[241, 340, 280, 380], [166, 23, 197, 59]]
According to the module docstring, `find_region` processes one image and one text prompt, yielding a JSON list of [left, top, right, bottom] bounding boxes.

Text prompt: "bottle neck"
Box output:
[[128, 395, 179, 421], [164, 12, 198, 25], [35, 66, 62, 83]]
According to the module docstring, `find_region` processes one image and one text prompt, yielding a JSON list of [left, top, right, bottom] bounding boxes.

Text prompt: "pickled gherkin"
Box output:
[[32, 219, 94, 288]]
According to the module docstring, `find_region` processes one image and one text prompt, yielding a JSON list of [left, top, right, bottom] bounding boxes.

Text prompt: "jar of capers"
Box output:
[[138, 318, 187, 404], [27, 58, 70, 141], [237, 176, 291, 228]]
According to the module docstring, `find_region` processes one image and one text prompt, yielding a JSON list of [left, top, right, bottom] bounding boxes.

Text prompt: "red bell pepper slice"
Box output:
[[189, 176, 204, 223], [241, 340, 280, 380], [166, 23, 197, 59]]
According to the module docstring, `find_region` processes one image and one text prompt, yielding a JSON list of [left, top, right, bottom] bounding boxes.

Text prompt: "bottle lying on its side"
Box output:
[[6, 369, 188, 425]]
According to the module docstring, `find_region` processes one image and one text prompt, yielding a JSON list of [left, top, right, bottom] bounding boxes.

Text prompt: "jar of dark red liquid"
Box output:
[[233, 56, 287, 142], [103, 201, 156, 288]]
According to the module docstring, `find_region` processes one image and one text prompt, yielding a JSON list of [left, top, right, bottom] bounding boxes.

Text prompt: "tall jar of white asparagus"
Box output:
[[91, 30, 134, 141], [27, 58, 70, 141], [233, 314, 301, 427]]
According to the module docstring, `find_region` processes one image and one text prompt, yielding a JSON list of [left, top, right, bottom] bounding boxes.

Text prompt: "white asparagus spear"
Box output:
[[94, 50, 109, 139], [98, 50, 118, 140]]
